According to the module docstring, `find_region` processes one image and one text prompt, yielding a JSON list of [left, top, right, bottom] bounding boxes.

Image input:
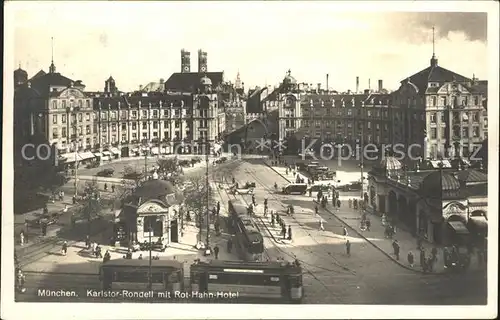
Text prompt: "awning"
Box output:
[[151, 147, 159, 155], [79, 151, 96, 160], [469, 216, 488, 230], [102, 151, 112, 156], [109, 147, 120, 155], [60, 152, 79, 163], [93, 152, 102, 158], [447, 221, 470, 234]]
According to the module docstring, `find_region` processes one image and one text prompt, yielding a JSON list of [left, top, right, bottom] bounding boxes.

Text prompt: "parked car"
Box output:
[[96, 169, 114, 177], [341, 181, 362, 192], [26, 212, 59, 227]]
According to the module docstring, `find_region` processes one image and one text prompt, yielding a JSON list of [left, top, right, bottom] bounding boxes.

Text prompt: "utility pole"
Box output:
[[144, 140, 148, 182], [205, 115, 211, 254], [360, 124, 365, 201], [148, 224, 152, 291]]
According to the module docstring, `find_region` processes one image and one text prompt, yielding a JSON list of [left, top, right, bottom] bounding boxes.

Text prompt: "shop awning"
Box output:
[[60, 152, 80, 163], [102, 151, 112, 156], [109, 147, 120, 155], [151, 147, 159, 155], [447, 221, 470, 234], [469, 216, 488, 229], [79, 151, 96, 160]]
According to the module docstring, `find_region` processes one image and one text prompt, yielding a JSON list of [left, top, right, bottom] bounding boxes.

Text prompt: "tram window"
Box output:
[[208, 273, 281, 286], [209, 274, 218, 280], [289, 276, 302, 286], [167, 271, 180, 282], [270, 277, 280, 282]]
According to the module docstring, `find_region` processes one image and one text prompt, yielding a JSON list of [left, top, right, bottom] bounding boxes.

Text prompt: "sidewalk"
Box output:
[[22, 215, 239, 275], [263, 160, 486, 275]]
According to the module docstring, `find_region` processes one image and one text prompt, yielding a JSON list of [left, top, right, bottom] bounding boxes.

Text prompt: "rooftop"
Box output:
[[164, 72, 223, 92]]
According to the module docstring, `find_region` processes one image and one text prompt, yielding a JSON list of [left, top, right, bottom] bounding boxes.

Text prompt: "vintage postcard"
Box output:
[[2, 1, 498, 319]]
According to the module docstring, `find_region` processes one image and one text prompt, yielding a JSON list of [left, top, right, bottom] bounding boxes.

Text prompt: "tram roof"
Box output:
[[101, 258, 183, 269], [191, 259, 301, 271]]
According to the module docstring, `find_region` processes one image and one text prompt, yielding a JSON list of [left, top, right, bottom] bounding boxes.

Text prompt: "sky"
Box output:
[[8, 1, 492, 92]]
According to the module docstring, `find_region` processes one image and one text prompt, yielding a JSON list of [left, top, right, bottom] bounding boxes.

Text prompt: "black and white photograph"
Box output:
[[2, 1, 498, 319]]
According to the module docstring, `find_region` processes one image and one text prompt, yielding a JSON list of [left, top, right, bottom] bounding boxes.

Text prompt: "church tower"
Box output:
[[14, 63, 28, 87], [430, 27, 438, 67], [198, 49, 207, 73], [181, 49, 191, 73]]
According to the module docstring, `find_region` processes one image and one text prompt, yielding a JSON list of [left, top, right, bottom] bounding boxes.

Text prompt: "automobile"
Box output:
[[341, 181, 362, 192], [282, 183, 308, 195], [26, 212, 59, 227], [307, 184, 333, 193], [96, 169, 114, 177]]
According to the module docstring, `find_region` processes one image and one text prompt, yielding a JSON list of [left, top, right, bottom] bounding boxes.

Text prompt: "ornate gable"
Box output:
[[437, 83, 470, 95], [59, 88, 86, 99]]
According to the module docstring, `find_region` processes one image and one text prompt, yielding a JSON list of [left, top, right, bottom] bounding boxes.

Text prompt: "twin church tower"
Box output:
[[180, 49, 207, 73]]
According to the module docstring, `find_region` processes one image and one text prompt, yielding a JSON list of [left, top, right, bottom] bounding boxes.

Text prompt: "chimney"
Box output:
[[356, 76, 359, 93], [317, 83, 321, 93], [364, 89, 370, 95], [326, 74, 329, 91], [378, 80, 383, 92]]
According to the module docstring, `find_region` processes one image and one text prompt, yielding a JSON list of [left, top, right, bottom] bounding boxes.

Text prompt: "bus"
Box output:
[[228, 200, 264, 261], [190, 260, 303, 303], [99, 259, 184, 292], [282, 183, 308, 195]]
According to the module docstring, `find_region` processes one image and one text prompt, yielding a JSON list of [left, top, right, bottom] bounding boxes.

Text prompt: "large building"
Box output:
[[273, 53, 488, 159], [14, 52, 227, 165]]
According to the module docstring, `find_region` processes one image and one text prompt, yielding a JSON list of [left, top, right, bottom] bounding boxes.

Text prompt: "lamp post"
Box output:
[[205, 122, 211, 254]]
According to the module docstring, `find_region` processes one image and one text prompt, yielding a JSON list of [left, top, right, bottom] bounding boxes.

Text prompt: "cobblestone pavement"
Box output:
[[226, 159, 486, 304]]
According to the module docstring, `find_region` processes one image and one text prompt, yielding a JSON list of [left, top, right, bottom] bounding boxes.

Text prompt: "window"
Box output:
[[463, 96, 468, 106], [367, 110, 372, 117], [430, 112, 436, 123], [440, 127, 445, 139], [101, 112, 107, 120], [347, 122, 352, 128], [164, 121, 169, 128], [153, 131, 158, 137], [153, 110, 158, 118], [367, 122, 371, 129], [86, 100, 90, 108], [52, 128, 58, 139], [78, 126, 83, 135], [62, 100, 67, 108], [52, 100, 57, 109], [132, 111, 137, 119], [62, 127, 67, 138], [121, 110, 127, 119], [175, 121, 180, 128], [472, 112, 479, 122], [122, 134, 127, 142], [62, 114, 66, 124], [484, 118, 488, 128], [474, 96, 479, 105], [111, 111, 117, 120], [112, 124, 117, 132], [430, 128, 437, 139], [462, 127, 469, 138], [111, 136, 116, 143], [93, 112, 98, 120], [440, 112, 445, 122], [78, 113, 83, 122], [78, 100, 83, 108], [441, 97, 447, 106], [121, 123, 127, 130], [163, 109, 169, 116], [376, 124, 380, 130], [132, 133, 137, 139], [473, 127, 480, 137], [132, 123, 137, 130], [52, 115, 58, 124], [86, 125, 91, 134], [86, 113, 90, 121], [142, 110, 148, 118], [431, 96, 437, 106], [347, 109, 352, 116]]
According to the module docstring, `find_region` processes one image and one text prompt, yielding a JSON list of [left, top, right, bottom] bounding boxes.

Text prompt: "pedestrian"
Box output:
[[103, 250, 111, 263], [138, 254, 143, 260], [431, 247, 438, 262], [287, 226, 292, 241], [85, 235, 90, 249], [282, 225, 287, 239], [214, 245, 219, 259], [41, 222, 47, 236], [111, 184, 115, 193], [419, 249, 426, 268], [216, 201, 221, 215], [365, 218, 371, 231], [346, 240, 351, 257], [407, 251, 414, 267], [125, 248, 133, 259], [342, 226, 348, 237], [95, 243, 102, 258], [319, 219, 325, 231], [72, 196, 76, 205], [43, 205, 49, 216], [63, 205, 68, 213], [348, 199, 352, 208], [227, 238, 233, 253], [61, 241, 68, 256], [20, 231, 25, 246], [271, 212, 275, 227], [427, 256, 434, 272], [392, 240, 400, 260], [337, 199, 341, 208]]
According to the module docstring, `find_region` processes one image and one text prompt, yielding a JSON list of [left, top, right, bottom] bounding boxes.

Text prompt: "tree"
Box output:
[[157, 157, 178, 173], [183, 174, 212, 231]]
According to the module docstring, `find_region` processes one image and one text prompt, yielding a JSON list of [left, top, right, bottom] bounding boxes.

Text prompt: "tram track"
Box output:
[[242, 167, 356, 276], [212, 160, 351, 297]]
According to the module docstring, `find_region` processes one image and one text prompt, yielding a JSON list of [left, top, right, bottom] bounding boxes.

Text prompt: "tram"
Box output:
[[228, 199, 265, 261], [99, 259, 184, 292], [190, 259, 303, 303]]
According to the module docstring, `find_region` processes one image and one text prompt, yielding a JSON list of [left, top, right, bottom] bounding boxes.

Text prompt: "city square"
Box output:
[[4, 3, 497, 319]]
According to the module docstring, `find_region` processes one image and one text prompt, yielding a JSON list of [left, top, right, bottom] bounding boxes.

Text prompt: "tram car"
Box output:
[[190, 259, 304, 303], [228, 200, 265, 261]]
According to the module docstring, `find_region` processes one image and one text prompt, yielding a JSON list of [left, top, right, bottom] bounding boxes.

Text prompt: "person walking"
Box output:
[[336, 199, 341, 209], [85, 235, 90, 249], [19, 231, 25, 246], [420, 249, 426, 269], [271, 212, 275, 227], [111, 184, 115, 193], [348, 199, 352, 208], [214, 244, 220, 259], [365, 218, 371, 231], [103, 250, 111, 263], [342, 226, 348, 238], [407, 251, 415, 267], [41, 222, 47, 236], [61, 241, 68, 256], [282, 225, 287, 240], [95, 243, 102, 258], [227, 238, 233, 253], [104, 183, 108, 192], [216, 201, 221, 215], [392, 240, 400, 260], [138, 254, 143, 260], [319, 219, 325, 231], [314, 205, 319, 216], [345, 240, 351, 257], [287, 226, 292, 241]]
